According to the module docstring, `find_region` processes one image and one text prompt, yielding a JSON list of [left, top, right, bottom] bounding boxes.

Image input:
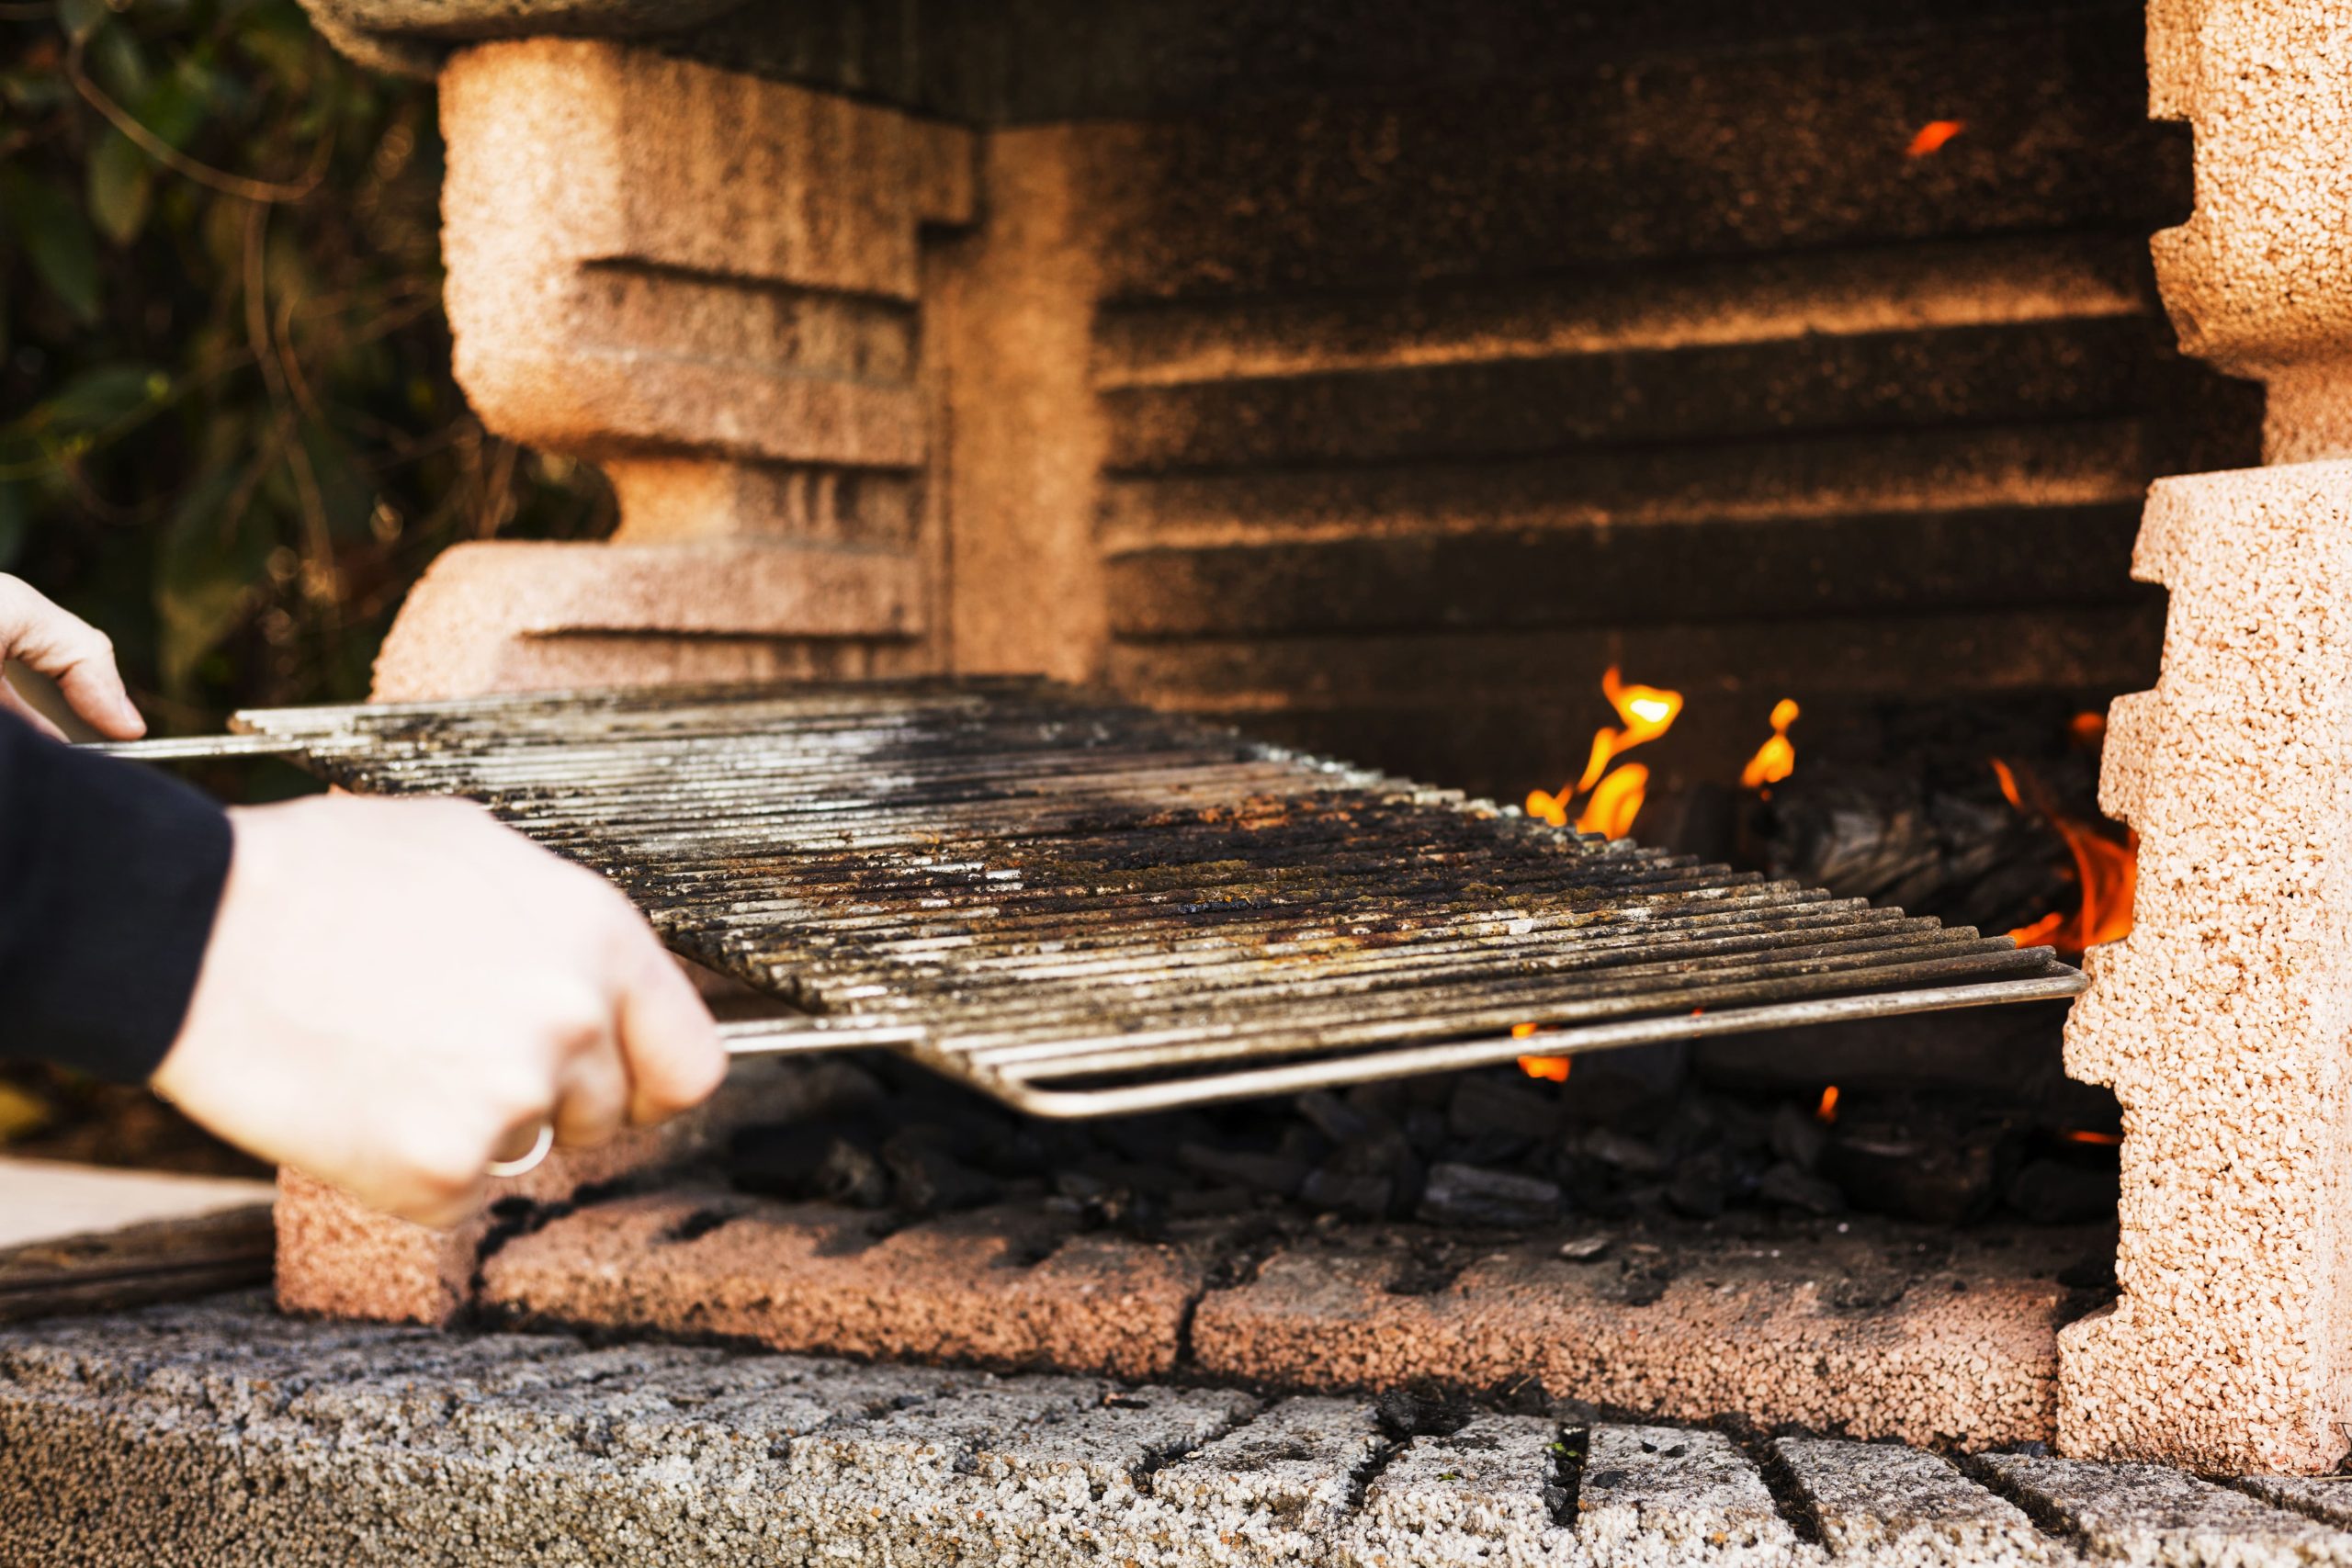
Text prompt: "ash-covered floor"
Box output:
[[4, 1294, 2349, 1566]]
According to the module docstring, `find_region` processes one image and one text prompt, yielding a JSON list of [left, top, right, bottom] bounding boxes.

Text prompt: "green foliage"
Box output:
[[0, 0, 612, 733]]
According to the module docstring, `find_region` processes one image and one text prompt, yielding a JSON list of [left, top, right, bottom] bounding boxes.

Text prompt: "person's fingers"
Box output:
[[0, 677, 68, 741], [615, 935, 725, 1124], [549, 1041, 630, 1149], [0, 576, 143, 739]]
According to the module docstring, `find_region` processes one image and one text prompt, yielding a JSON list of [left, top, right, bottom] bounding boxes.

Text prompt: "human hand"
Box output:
[[152, 794, 726, 1227], [0, 573, 146, 740]]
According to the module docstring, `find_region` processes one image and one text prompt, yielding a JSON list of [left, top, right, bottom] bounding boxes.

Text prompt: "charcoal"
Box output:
[[1294, 1090, 1382, 1144], [1054, 1169, 1110, 1202], [1373, 1388, 1475, 1439], [970, 1124, 1054, 1179], [1665, 1149, 1727, 1219], [1416, 1162, 1563, 1228], [1403, 1106, 1449, 1156], [1758, 1159, 1846, 1214], [1074, 1155, 1180, 1197], [1300, 1165, 1393, 1222], [1656, 1096, 1724, 1160], [1099, 1113, 1202, 1166], [1558, 1043, 1688, 1126], [1577, 1128, 1668, 1176], [1769, 1101, 1828, 1170], [1824, 1123, 2005, 1225], [1276, 1122, 1332, 1166], [1448, 1076, 1562, 1143], [725, 1123, 839, 1197], [2006, 1158, 2117, 1224], [1168, 1185, 1256, 1218], [1558, 1234, 1611, 1261], [881, 1135, 1001, 1214], [815, 1137, 891, 1209], [1446, 1129, 1534, 1166], [1177, 1141, 1309, 1197]]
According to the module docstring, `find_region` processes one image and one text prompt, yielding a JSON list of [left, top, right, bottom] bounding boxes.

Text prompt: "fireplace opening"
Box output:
[[253, 0, 2316, 1468]]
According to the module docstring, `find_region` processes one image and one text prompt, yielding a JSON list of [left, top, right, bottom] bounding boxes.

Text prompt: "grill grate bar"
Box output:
[[140, 677, 2085, 1117]]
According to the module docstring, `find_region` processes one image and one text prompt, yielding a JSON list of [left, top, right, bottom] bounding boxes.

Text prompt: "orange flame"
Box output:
[[1740, 698, 1801, 789], [1519, 1055, 1572, 1083], [1815, 1085, 1840, 1124], [1992, 750, 2136, 957], [2062, 1128, 2122, 1146], [1526, 667, 1683, 838], [1905, 119, 1967, 157]]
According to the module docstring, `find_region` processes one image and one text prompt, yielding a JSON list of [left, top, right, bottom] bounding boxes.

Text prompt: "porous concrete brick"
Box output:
[[1136, 1396, 1391, 1567], [438, 38, 969, 470], [1777, 1438, 2077, 1566], [368, 539, 922, 701], [8, 1297, 2347, 1568], [1343, 1413, 1575, 1568], [1976, 1452, 2352, 1566], [2059, 462, 2352, 1473], [1575, 1426, 1807, 1568], [1193, 1227, 2079, 1449], [275, 1058, 842, 1325], [479, 1187, 1204, 1378], [2144, 0, 2352, 462], [2238, 1476, 2352, 1533]]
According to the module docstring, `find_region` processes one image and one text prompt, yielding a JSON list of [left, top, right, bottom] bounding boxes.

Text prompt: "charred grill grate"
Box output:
[[114, 679, 2084, 1117]]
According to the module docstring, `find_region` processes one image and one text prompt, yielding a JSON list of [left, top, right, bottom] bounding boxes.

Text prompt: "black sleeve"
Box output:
[[0, 710, 234, 1082]]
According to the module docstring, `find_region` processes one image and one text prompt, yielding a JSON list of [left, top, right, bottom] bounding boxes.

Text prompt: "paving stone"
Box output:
[[1577, 1425, 1810, 1568], [1345, 1412, 1575, 1568], [2240, 1477, 2352, 1533], [1138, 1395, 1391, 1564], [6, 1296, 2350, 1568], [1777, 1437, 2078, 1566], [1977, 1452, 2352, 1566]]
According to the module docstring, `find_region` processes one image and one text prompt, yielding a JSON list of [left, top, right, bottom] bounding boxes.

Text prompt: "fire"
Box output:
[[1525, 667, 1683, 838], [1905, 119, 1967, 157], [2062, 1128, 2122, 1146], [1740, 698, 1801, 789], [1514, 1022, 1572, 1081], [1991, 750, 2137, 956], [1815, 1085, 1840, 1123]]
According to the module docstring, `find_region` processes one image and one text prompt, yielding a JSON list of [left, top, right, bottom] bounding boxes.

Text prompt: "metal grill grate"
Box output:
[[107, 679, 2085, 1117]]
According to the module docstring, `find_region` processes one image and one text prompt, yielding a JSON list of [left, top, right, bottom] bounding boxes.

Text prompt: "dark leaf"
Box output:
[[29, 363, 164, 434], [86, 128, 153, 248], [55, 0, 107, 46], [0, 169, 104, 325], [154, 454, 266, 697]]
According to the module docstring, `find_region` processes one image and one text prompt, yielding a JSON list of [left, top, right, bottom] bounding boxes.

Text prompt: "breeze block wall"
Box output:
[[276, 39, 975, 1324], [2056, 0, 2352, 1473]]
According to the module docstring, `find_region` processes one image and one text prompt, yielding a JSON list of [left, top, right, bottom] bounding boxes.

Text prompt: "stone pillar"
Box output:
[[277, 39, 974, 1324], [2058, 0, 2352, 1472]]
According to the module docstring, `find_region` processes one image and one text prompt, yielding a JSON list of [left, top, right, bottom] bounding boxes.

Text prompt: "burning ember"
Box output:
[[1815, 1085, 1840, 1124], [1905, 119, 1967, 157], [1990, 740, 2137, 957], [1741, 698, 1801, 789], [1514, 1021, 1571, 1082], [1525, 667, 1682, 838]]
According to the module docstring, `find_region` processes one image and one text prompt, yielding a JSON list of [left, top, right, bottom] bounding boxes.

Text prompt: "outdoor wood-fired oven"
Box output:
[[246, 0, 2352, 1481]]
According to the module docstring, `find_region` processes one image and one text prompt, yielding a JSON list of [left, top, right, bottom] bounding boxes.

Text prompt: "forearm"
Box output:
[[0, 710, 233, 1080]]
